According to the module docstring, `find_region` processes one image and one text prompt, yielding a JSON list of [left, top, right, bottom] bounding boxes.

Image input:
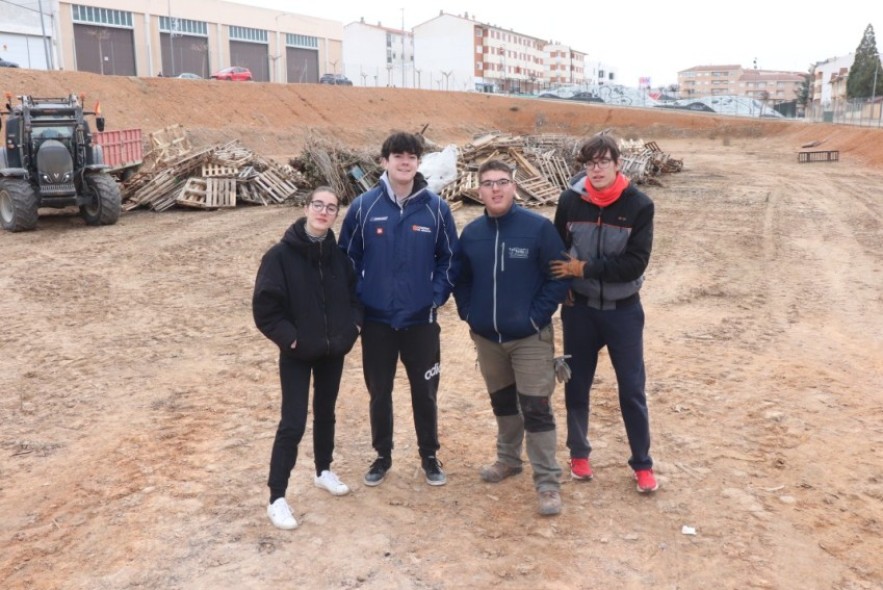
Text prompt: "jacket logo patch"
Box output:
[[412, 225, 431, 233], [508, 247, 529, 259], [369, 216, 389, 221], [376, 227, 385, 235]]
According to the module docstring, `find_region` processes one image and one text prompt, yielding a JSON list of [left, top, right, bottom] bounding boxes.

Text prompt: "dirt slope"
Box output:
[[1, 69, 882, 590], [3, 69, 882, 166]]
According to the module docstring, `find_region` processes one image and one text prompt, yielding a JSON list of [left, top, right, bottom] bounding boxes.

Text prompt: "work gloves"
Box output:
[[549, 253, 586, 279]]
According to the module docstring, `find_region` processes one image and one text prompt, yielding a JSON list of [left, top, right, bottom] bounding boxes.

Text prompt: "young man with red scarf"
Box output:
[[549, 133, 659, 494]]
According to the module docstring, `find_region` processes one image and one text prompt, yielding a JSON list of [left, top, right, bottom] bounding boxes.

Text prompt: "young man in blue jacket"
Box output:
[[339, 132, 459, 487], [453, 159, 570, 516]]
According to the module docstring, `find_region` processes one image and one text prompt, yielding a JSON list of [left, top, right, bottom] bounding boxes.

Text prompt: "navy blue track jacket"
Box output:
[[339, 172, 460, 329]]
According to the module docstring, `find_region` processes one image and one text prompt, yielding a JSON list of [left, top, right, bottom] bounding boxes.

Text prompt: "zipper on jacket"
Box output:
[[318, 241, 331, 353], [492, 220, 500, 341], [596, 210, 604, 304]]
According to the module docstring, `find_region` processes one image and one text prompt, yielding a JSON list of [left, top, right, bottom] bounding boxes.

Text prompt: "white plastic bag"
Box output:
[[419, 145, 459, 193]]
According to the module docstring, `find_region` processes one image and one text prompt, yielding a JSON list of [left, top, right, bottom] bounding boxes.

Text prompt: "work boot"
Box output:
[[537, 489, 561, 516], [479, 461, 523, 483]]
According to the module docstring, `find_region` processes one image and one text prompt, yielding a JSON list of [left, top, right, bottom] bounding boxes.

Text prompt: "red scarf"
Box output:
[[582, 172, 629, 207]]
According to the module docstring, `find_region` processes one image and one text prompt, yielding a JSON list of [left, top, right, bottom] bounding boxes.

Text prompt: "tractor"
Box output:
[[0, 93, 121, 232]]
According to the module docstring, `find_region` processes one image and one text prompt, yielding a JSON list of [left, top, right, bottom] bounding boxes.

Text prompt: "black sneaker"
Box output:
[[422, 456, 447, 486], [363, 456, 391, 487]]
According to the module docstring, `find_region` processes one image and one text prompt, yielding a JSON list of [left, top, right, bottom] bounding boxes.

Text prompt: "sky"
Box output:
[[236, 0, 878, 87]]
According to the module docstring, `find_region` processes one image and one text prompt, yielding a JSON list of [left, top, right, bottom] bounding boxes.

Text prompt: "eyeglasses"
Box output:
[[479, 178, 513, 189], [587, 158, 614, 170], [309, 201, 339, 214]]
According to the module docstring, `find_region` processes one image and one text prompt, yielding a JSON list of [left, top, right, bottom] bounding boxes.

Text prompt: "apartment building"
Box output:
[[810, 54, 855, 107], [678, 64, 805, 103], [545, 43, 585, 86], [413, 12, 549, 94], [1, 0, 342, 83], [343, 19, 414, 87]]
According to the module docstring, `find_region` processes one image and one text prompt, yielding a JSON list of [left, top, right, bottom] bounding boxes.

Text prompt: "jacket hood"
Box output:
[[281, 217, 337, 264], [379, 171, 430, 205], [568, 171, 589, 194]]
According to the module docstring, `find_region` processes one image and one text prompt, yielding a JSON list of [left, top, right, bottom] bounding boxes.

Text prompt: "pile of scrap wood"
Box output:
[[118, 127, 684, 214], [288, 134, 382, 206], [618, 139, 684, 185], [121, 127, 307, 211], [437, 132, 579, 207]]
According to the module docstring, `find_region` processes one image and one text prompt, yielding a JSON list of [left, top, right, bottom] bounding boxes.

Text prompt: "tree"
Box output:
[[796, 67, 812, 107], [847, 24, 883, 99]]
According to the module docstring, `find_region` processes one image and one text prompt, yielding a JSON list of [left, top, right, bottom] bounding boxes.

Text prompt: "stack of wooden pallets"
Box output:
[[121, 139, 306, 211]]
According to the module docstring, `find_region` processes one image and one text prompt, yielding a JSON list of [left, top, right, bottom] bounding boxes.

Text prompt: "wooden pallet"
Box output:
[[798, 150, 839, 163], [517, 176, 559, 205], [251, 168, 298, 203], [176, 178, 237, 209], [201, 163, 237, 177]]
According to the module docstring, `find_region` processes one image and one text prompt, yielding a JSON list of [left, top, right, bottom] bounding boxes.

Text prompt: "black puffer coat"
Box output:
[[253, 218, 363, 361]]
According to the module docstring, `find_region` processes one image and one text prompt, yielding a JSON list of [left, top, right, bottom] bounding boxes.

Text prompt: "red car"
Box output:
[[210, 66, 252, 81]]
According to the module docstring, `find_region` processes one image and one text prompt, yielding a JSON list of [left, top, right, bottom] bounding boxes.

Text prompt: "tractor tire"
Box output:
[[80, 174, 121, 226], [0, 178, 39, 232]]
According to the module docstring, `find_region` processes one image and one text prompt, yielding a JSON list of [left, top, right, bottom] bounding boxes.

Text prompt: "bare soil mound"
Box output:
[[3, 69, 882, 167]]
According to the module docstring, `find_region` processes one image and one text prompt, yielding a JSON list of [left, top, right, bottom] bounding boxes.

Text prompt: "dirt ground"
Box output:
[[1, 70, 882, 590]]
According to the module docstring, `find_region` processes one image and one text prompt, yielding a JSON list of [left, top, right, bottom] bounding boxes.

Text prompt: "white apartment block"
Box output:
[[545, 43, 585, 86], [584, 60, 618, 86], [413, 12, 548, 94], [343, 19, 414, 87], [810, 54, 855, 107]]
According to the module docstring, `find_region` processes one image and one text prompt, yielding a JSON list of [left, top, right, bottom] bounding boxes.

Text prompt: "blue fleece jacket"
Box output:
[[454, 204, 570, 343]]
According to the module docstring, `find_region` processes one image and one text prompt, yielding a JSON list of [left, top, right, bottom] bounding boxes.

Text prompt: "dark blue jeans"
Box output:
[[268, 353, 345, 498], [562, 300, 653, 470]]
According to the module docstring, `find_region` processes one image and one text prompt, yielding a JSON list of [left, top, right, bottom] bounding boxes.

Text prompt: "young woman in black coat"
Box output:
[[253, 187, 363, 530]]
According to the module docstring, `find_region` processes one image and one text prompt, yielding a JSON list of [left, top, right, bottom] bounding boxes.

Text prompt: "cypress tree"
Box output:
[[847, 24, 883, 99]]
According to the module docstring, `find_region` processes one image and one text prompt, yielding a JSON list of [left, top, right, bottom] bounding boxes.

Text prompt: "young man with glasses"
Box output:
[[454, 159, 570, 515], [339, 132, 459, 487], [253, 187, 364, 530], [550, 133, 659, 494]]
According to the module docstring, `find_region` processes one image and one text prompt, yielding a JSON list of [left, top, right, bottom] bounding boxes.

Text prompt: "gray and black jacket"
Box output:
[[553, 172, 654, 310]]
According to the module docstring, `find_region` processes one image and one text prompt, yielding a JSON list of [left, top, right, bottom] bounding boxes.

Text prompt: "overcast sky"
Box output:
[[233, 0, 878, 87]]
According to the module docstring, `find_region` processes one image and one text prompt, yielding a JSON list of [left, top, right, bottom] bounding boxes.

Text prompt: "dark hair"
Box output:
[[576, 133, 621, 165], [381, 132, 424, 159], [478, 159, 514, 179]]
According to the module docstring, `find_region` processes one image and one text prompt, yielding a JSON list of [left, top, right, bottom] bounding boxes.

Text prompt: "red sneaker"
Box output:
[[570, 458, 593, 481], [635, 469, 659, 493]]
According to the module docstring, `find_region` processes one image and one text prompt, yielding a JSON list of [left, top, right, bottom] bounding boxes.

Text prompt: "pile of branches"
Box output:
[[289, 134, 382, 206]]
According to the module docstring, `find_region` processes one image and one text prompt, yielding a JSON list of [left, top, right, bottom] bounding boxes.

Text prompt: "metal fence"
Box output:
[[805, 99, 883, 127]]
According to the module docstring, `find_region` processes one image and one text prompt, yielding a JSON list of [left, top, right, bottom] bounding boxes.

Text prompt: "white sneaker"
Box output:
[[314, 470, 351, 496], [267, 498, 298, 530]]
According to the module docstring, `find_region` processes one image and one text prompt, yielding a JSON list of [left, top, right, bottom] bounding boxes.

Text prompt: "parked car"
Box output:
[[175, 72, 202, 80], [0, 58, 20, 68], [537, 92, 564, 99], [210, 66, 252, 81], [319, 73, 353, 86], [568, 92, 604, 103]]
